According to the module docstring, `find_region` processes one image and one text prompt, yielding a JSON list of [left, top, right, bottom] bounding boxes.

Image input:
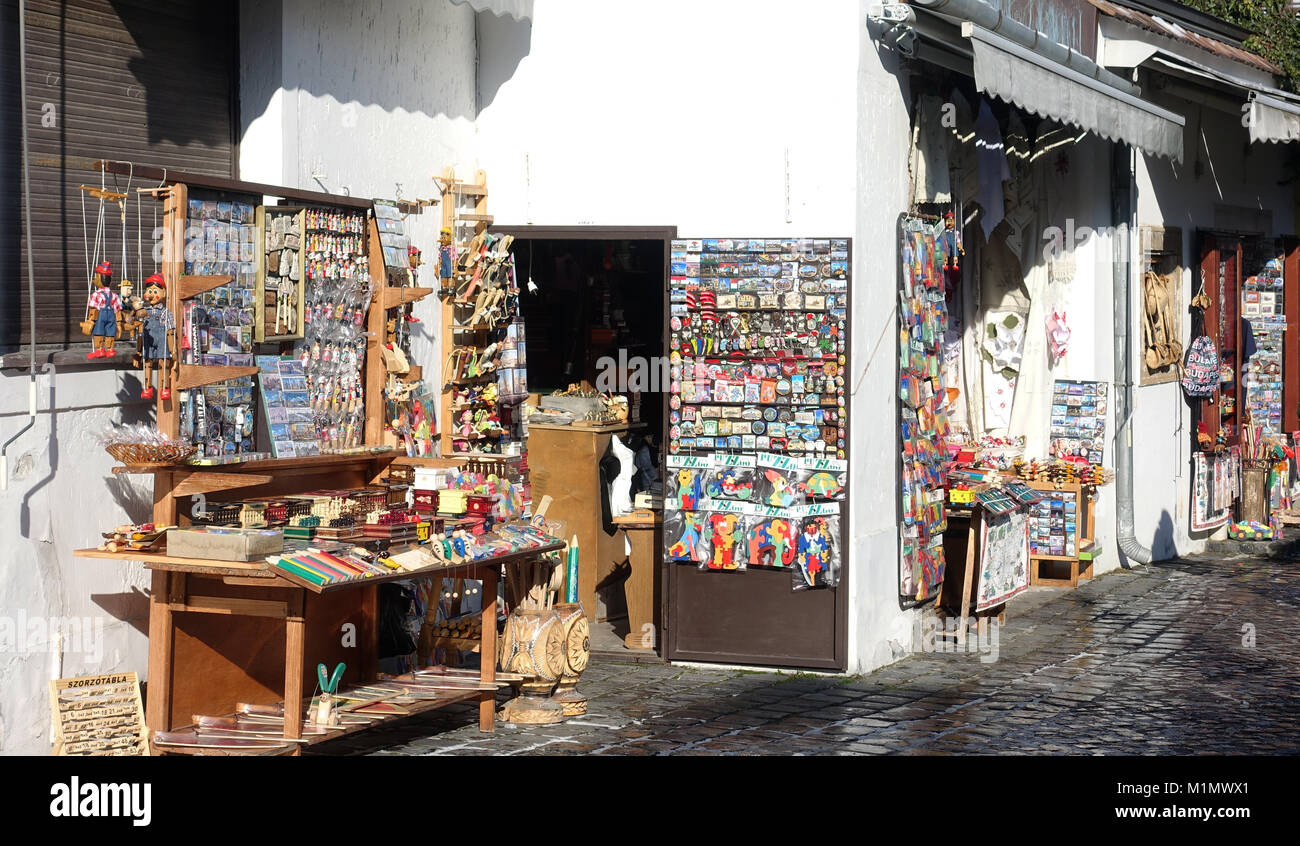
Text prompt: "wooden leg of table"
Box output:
[[478, 567, 498, 732], [284, 589, 305, 748], [958, 514, 977, 647], [623, 527, 656, 650], [145, 571, 176, 733]]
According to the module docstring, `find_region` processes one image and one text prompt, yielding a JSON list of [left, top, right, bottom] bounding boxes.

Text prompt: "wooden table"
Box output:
[[611, 510, 662, 651], [527, 423, 632, 618], [75, 541, 563, 753]]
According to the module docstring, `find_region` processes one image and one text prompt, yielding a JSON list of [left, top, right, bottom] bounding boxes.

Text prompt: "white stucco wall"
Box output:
[[1133, 88, 1297, 559], [0, 371, 155, 754], [239, 0, 480, 369]]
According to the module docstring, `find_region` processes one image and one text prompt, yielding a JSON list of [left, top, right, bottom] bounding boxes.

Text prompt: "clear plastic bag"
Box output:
[[701, 512, 746, 571], [793, 514, 839, 590], [741, 517, 798, 569], [664, 510, 706, 563], [703, 465, 757, 502]]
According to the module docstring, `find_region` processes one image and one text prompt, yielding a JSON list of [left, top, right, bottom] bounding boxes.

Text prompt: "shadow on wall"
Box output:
[[238, 1, 533, 126], [475, 8, 531, 111], [91, 588, 150, 637], [1150, 508, 1177, 562]]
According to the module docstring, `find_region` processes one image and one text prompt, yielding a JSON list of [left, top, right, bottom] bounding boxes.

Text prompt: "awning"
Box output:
[[1141, 53, 1300, 145], [1250, 93, 1300, 144], [965, 23, 1185, 162], [449, 0, 532, 20]]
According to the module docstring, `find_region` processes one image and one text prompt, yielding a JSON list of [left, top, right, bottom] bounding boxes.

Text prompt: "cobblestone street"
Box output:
[[312, 554, 1300, 756]]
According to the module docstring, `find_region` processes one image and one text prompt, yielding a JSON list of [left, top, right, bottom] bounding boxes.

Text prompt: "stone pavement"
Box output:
[[309, 553, 1300, 755]]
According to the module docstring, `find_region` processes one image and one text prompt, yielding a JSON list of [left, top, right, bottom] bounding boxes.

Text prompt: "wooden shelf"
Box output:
[[175, 364, 262, 391], [74, 548, 276, 578], [282, 540, 566, 594], [158, 686, 486, 755], [178, 275, 234, 300], [380, 287, 435, 309], [112, 450, 399, 476]]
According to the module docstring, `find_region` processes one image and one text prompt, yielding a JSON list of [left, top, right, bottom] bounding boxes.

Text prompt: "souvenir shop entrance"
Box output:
[[498, 225, 673, 654], [1191, 230, 1300, 534]]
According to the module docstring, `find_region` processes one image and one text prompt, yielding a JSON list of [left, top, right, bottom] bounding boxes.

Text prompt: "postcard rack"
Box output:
[[1026, 480, 1098, 587]]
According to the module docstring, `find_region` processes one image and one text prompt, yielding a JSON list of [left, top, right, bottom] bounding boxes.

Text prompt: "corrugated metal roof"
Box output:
[[1090, 0, 1281, 75]]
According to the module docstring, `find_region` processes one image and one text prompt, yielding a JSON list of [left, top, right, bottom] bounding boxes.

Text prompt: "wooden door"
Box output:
[[1197, 233, 1242, 446], [1284, 238, 1300, 434]]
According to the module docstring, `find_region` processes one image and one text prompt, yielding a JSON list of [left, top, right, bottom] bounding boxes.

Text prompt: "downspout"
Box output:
[[2, 0, 40, 491], [1112, 141, 1152, 565]]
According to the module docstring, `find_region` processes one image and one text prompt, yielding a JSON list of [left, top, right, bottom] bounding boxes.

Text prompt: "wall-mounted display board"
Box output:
[[1047, 379, 1108, 465], [254, 206, 306, 342], [896, 216, 952, 607], [664, 237, 849, 671], [256, 355, 319, 458]]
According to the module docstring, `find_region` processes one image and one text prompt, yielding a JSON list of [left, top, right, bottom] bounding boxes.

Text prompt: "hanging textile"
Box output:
[[974, 99, 1010, 239]]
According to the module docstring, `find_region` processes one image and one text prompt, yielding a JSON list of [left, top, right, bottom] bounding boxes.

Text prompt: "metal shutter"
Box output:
[[0, 0, 236, 350]]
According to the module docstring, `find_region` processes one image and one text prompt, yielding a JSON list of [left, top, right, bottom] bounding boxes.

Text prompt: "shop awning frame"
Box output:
[[869, 1, 1186, 160], [962, 23, 1185, 162]]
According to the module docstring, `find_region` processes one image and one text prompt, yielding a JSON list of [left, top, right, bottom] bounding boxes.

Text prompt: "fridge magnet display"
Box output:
[[257, 355, 321, 458]]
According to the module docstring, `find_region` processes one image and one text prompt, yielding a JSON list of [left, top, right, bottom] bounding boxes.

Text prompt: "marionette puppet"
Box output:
[[135, 273, 177, 400], [86, 261, 124, 359], [438, 228, 455, 292]]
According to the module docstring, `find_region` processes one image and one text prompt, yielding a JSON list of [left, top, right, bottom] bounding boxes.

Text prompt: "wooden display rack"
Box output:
[[73, 171, 546, 754], [1027, 480, 1097, 588], [436, 167, 496, 458]]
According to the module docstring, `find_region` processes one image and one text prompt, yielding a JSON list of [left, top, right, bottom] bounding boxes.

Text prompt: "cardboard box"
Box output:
[[167, 527, 284, 562]]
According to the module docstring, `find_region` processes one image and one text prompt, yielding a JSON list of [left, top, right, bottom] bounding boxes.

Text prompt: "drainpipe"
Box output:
[[1112, 141, 1153, 565], [2, 0, 40, 491]]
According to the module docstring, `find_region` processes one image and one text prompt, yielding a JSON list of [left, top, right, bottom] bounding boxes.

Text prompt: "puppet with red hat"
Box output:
[[85, 260, 124, 359], [134, 273, 177, 400]]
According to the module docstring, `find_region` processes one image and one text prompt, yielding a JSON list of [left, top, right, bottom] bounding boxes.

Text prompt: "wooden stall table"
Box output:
[[526, 422, 634, 620], [611, 509, 662, 651], [938, 502, 1006, 647], [75, 533, 564, 754]]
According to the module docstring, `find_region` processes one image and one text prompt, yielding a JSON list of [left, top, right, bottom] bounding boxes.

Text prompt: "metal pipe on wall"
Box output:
[[1112, 140, 1154, 565], [2, 0, 40, 492]]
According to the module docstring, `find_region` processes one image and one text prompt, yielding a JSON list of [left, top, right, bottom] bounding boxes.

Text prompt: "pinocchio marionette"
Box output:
[[135, 273, 177, 400], [86, 260, 123, 359]]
